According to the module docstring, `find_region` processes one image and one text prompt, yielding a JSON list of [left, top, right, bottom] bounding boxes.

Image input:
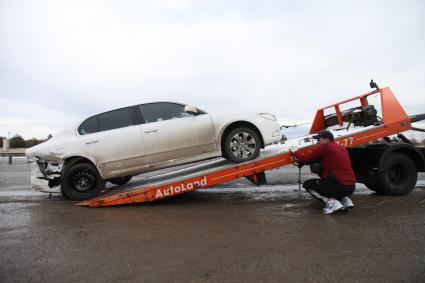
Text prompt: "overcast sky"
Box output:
[[1, 0, 424, 140]]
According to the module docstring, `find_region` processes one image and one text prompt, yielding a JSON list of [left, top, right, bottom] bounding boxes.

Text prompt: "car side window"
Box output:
[[98, 107, 135, 132], [139, 102, 193, 123], [78, 116, 98, 135]]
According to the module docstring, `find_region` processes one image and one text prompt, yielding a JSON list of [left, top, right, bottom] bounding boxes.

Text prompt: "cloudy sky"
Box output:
[[1, 0, 424, 140]]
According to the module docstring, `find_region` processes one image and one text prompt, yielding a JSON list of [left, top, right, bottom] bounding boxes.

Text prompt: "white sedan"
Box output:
[[26, 102, 282, 200]]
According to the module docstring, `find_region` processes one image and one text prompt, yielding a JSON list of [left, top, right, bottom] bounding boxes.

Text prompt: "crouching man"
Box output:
[[291, 130, 356, 214]]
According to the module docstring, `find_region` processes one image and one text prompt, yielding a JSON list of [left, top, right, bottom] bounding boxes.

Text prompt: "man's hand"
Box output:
[[289, 146, 303, 167], [290, 156, 303, 168]]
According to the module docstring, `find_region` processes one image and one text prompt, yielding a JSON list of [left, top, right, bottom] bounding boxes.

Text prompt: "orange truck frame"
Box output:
[[78, 87, 425, 207]]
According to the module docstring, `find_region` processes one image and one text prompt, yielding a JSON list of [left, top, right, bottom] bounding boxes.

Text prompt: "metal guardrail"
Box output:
[[0, 148, 26, 164]]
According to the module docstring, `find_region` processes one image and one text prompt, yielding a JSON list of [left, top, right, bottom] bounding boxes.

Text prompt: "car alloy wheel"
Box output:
[[229, 132, 257, 159], [224, 127, 261, 163]]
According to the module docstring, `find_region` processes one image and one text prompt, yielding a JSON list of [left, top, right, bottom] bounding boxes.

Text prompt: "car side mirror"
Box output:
[[184, 105, 198, 115]]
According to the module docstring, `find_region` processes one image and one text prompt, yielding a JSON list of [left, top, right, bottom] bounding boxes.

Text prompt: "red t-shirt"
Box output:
[[293, 142, 356, 186]]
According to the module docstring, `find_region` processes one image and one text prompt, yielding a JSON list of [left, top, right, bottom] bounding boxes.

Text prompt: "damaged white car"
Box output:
[[26, 102, 281, 200]]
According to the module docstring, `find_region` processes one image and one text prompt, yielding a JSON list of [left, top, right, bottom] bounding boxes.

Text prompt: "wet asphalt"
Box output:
[[1, 158, 424, 282]]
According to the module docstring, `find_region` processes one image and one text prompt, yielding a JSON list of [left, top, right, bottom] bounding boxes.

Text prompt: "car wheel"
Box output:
[[109, 176, 132, 186], [224, 127, 261, 163], [61, 162, 105, 201]]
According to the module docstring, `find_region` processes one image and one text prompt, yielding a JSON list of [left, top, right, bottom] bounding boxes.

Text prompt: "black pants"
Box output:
[[303, 178, 355, 203]]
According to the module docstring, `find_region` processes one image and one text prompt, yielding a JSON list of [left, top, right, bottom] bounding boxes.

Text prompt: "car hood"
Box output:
[[208, 111, 276, 124]]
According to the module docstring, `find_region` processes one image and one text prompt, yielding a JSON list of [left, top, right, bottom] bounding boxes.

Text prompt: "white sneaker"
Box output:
[[341, 197, 354, 210], [322, 198, 343, 214]]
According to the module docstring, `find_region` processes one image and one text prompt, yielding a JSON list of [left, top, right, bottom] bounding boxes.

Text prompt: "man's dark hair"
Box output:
[[313, 130, 334, 141]]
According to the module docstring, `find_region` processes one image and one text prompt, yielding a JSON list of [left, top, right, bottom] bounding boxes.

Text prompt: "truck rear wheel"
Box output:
[[375, 153, 417, 195]]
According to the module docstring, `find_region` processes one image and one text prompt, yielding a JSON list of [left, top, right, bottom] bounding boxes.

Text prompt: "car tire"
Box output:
[[109, 176, 132, 186], [61, 162, 105, 201], [224, 127, 261, 163], [375, 153, 417, 195]]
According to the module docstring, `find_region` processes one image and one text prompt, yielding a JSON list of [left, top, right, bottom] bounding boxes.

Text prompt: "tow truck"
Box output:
[[78, 85, 425, 207]]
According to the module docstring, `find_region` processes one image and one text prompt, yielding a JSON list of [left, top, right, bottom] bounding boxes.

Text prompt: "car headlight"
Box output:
[[260, 113, 277, 121], [26, 154, 38, 163]]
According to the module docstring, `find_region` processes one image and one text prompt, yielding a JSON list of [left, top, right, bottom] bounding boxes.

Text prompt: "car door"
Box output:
[[138, 102, 216, 163], [77, 107, 147, 174]]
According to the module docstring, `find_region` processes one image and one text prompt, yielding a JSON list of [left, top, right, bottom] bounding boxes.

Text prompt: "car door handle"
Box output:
[[144, 129, 158, 134], [85, 140, 99, 144]]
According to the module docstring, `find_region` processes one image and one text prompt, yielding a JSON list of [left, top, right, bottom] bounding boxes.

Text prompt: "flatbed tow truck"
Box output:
[[78, 86, 425, 207]]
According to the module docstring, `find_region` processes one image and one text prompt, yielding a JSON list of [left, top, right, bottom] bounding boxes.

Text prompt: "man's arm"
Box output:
[[293, 144, 326, 164]]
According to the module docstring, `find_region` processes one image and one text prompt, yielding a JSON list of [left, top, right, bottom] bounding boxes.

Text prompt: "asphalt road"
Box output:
[[1, 158, 425, 282]]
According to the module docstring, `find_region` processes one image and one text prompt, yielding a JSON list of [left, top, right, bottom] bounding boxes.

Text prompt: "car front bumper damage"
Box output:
[[29, 159, 63, 193]]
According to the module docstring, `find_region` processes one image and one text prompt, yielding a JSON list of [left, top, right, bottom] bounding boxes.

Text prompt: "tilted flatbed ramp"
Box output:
[[77, 146, 294, 207], [78, 87, 412, 207]]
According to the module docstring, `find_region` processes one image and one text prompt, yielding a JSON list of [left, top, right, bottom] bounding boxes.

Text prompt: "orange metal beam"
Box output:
[[321, 89, 380, 109]]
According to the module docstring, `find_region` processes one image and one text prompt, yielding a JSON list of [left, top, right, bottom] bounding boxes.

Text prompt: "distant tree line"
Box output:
[[0, 134, 53, 148]]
